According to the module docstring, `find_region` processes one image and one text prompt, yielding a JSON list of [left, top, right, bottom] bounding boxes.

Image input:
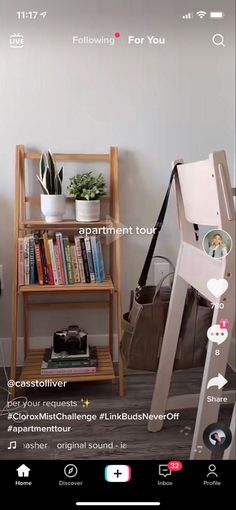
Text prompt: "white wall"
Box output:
[[0, 0, 235, 363]]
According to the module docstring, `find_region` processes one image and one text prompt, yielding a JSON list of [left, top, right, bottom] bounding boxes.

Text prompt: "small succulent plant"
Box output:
[[68, 171, 106, 201], [37, 150, 64, 194]]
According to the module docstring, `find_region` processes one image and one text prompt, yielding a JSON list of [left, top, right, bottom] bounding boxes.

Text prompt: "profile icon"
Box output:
[[206, 464, 218, 478], [203, 229, 232, 259]]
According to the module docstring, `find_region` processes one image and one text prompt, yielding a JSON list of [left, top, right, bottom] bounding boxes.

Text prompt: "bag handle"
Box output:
[[153, 255, 175, 273], [138, 164, 179, 289], [153, 271, 174, 301]]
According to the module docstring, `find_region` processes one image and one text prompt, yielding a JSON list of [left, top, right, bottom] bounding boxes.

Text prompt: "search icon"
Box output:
[[212, 33, 225, 46]]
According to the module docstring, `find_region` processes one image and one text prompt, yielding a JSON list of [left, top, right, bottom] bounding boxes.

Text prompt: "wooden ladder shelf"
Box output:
[[10, 146, 124, 397]]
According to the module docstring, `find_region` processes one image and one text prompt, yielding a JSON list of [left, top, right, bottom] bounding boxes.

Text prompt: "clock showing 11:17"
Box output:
[[17, 11, 47, 20]]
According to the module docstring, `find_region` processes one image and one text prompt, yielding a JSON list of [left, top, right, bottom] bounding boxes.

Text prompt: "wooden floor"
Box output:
[[0, 366, 234, 460]]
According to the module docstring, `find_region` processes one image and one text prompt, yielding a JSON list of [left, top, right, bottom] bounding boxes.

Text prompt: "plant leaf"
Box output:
[[58, 166, 63, 182], [43, 167, 53, 194], [54, 174, 62, 195], [47, 150, 56, 194], [39, 153, 47, 181], [36, 174, 49, 194]]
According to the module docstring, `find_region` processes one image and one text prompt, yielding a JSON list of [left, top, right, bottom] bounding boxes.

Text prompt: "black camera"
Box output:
[[53, 325, 87, 355]]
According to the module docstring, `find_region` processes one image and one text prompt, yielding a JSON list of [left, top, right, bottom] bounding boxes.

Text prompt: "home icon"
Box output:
[[16, 464, 31, 478]]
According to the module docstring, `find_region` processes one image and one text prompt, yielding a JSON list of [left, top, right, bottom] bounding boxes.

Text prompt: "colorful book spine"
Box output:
[[70, 244, 80, 283], [23, 237, 30, 285], [39, 237, 49, 285], [63, 237, 74, 284], [18, 238, 24, 286], [54, 242, 63, 285], [34, 234, 44, 285], [96, 237, 105, 282], [58, 233, 68, 284], [55, 233, 66, 284], [48, 238, 59, 286], [90, 236, 100, 282], [74, 236, 85, 283], [80, 237, 90, 283], [41, 366, 97, 375], [85, 237, 96, 282], [29, 236, 37, 284], [46, 359, 96, 369], [43, 233, 54, 285]]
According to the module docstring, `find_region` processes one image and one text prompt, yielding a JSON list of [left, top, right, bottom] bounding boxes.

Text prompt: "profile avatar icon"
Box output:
[[206, 464, 218, 478], [203, 229, 232, 260]]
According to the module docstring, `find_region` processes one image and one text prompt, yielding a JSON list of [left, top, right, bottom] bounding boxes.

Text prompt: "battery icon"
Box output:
[[210, 12, 225, 18]]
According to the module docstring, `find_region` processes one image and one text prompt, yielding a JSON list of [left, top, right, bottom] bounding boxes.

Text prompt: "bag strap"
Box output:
[[137, 164, 199, 290], [137, 164, 179, 289]]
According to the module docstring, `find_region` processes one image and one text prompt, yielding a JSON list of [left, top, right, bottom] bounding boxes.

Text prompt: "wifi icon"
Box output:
[[196, 10, 207, 18]]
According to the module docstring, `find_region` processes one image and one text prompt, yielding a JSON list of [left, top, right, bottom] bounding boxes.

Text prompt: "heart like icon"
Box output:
[[207, 278, 228, 298]]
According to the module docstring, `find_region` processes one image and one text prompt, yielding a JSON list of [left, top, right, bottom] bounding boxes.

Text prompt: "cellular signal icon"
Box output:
[[182, 12, 194, 19]]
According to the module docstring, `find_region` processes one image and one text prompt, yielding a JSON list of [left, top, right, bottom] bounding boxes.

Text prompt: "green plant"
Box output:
[[68, 171, 107, 201], [36, 150, 64, 194]]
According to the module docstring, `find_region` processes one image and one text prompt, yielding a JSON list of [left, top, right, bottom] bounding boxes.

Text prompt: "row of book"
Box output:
[[41, 346, 98, 375], [18, 233, 106, 286]]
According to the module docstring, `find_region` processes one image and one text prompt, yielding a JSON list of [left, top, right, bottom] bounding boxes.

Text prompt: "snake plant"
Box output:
[[37, 150, 64, 194]]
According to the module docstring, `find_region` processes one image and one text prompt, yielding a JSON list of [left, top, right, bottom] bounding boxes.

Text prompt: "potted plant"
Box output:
[[36, 150, 66, 223], [68, 171, 107, 222]]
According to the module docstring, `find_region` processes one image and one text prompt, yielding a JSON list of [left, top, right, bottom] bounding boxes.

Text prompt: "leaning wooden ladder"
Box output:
[[148, 150, 235, 460], [11, 145, 124, 397]]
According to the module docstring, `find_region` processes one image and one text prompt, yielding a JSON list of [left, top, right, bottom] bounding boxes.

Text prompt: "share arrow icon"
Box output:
[[207, 373, 228, 390]]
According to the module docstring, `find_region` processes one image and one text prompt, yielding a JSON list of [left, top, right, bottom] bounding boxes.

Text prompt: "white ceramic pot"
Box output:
[[40, 194, 66, 223], [75, 199, 100, 222]]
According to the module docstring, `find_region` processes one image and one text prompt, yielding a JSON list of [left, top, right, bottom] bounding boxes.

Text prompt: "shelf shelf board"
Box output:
[[25, 195, 110, 205], [20, 346, 115, 383], [19, 276, 114, 293], [24, 152, 110, 162], [20, 219, 113, 230]]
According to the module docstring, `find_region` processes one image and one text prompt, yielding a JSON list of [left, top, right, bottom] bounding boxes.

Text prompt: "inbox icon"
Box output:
[[158, 465, 171, 477], [105, 465, 131, 482]]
